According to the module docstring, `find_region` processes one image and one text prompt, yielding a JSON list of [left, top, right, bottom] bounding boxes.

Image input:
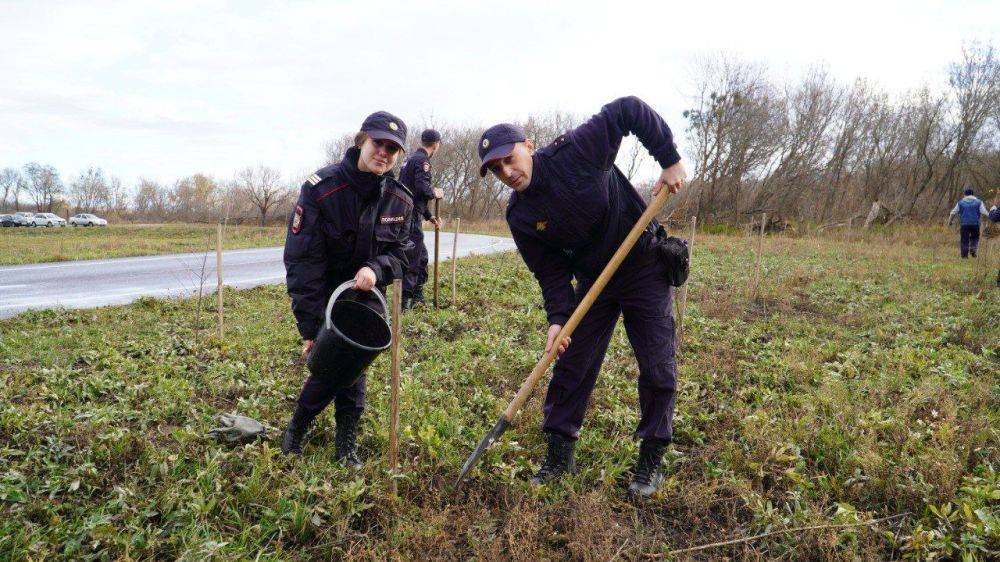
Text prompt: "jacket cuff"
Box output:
[[653, 143, 682, 169], [363, 259, 384, 284], [423, 208, 433, 221], [547, 313, 570, 326]]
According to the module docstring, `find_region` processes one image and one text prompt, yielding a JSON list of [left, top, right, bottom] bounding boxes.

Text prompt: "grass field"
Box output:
[[1, 229, 998, 560], [0, 224, 286, 265]]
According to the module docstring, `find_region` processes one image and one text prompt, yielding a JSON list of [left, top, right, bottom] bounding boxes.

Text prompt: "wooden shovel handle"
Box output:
[[502, 187, 672, 421]]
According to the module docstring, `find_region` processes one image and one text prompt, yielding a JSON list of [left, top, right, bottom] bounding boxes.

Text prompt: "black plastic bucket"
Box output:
[[307, 280, 392, 389]]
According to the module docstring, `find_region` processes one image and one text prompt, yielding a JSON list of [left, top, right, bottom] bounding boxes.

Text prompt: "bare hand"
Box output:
[[545, 324, 571, 357], [433, 188, 444, 200], [653, 161, 687, 196], [429, 216, 442, 228], [301, 339, 315, 359], [353, 266, 377, 291]]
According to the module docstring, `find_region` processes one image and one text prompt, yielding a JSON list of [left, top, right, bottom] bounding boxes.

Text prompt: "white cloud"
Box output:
[[1, 0, 997, 187]]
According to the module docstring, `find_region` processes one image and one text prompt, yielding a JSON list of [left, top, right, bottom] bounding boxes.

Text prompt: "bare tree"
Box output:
[[170, 174, 220, 222], [235, 165, 287, 226], [22, 163, 64, 212], [133, 178, 169, 221], [0, 167, 19, 211], [70, 167, 110, 213]]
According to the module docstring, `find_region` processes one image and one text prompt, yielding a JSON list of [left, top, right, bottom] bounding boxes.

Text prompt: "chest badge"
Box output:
[[380, 215, 406, 224], [536, 221, 547, 232]]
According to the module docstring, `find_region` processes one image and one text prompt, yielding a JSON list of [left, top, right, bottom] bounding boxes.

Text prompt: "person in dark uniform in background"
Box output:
[[398, 129, 444, 308], [478, 96, 687, 498], [280, 111, 414, 467]]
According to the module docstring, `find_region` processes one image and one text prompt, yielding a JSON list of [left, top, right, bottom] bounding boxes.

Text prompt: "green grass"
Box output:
[[1, 232, 998, 560], [0, 224, 285, 265]]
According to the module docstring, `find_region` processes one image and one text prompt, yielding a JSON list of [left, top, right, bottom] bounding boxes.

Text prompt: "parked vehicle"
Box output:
[[30, 213, 67, 227], [1, 214, 16, 227], [12, 212, 34, 226], [69, 213, 108, 227]]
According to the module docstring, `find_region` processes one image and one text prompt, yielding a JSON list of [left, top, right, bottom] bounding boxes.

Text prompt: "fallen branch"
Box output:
[[665, 512, 911, 556]]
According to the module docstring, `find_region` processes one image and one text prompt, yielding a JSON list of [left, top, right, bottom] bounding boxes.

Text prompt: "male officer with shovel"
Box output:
[[478, 96, 686, 497]]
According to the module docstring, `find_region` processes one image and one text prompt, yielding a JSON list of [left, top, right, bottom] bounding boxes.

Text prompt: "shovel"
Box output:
[[455, 186, 674, 486]]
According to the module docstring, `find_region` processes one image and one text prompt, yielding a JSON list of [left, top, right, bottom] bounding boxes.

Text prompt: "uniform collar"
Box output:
[[342, 146, 388, 200], [417, 147, 429, 158], [519, 153, 547, 196]]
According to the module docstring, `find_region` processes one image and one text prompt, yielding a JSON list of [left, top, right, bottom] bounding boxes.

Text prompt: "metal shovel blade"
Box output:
[[454, 416, 510, 487]]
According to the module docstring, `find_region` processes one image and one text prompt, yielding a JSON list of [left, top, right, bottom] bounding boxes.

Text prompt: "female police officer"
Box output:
[[478, 96, 686, 497], [280, 111, 414, 467]]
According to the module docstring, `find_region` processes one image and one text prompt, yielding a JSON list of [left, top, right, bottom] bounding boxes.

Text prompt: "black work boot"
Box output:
[[628, 438, 669, 498], [530, 432, 577, 486], [411, 288, 425, 307], [335, 413, 362, 470], [280, 405, 316, 455]]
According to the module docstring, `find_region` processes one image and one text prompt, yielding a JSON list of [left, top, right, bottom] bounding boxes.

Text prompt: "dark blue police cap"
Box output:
[[361, 111, 407, 149], [478, 123, 527, 177], [421, 129, 441, 144]]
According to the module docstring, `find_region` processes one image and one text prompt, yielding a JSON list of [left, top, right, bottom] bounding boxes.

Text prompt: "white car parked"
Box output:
[[69, 213, 108, 227], [12, 212, 34, 226], [31, 213, 67, 227]]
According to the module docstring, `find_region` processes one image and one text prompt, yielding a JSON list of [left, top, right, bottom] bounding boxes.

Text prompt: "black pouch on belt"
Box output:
[[648, 223, 690, 287]]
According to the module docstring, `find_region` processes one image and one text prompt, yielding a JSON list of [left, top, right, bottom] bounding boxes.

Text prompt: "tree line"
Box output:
[[4, 43, 997, 227], [0, 164, 293, 226]]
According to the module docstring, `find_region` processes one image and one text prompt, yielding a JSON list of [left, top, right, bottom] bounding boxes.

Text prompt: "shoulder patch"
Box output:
[[303, 165, 337, 188], [423, 161, 431, 173], [291, 205, 304, 234]]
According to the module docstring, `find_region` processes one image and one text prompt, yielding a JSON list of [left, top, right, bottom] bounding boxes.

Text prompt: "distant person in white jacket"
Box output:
[[948, 188, 990, 258]]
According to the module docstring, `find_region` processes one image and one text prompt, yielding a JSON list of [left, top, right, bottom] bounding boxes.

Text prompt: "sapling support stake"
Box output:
[[433, 199, 441, 308], [451, 218, 460, 307], [389, 279, 402, 496]]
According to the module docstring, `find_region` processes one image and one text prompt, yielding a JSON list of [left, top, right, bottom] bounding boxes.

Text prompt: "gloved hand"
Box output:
[[208, 413, 268, 443]]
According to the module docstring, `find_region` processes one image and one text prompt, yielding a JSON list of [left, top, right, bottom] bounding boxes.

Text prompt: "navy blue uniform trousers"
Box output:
[[542, 248, 677, 442], [295, 280, 376, 418], [960, 224, 980, 258], [403, 219, 429, 296]]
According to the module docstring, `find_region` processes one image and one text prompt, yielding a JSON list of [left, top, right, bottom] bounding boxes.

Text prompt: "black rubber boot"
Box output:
[[280, 405, 316, 455], [628, 438, 668, 498], [335, 413, 362, 470], [530, 432, 577, 486]]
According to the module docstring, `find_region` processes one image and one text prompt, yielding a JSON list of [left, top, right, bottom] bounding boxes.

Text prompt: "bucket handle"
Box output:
[[324, 280, 390, 331]]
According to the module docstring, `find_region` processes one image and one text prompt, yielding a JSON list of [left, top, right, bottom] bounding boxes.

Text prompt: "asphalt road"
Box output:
[[0, 232, 516, 319]]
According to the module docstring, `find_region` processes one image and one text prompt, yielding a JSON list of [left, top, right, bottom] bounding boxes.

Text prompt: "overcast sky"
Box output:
[[2, 0, 998, 188]]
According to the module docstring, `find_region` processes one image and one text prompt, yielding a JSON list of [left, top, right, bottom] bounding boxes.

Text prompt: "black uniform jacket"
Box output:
[[398, 147, 436, 222], [506, 96, 682, 326], [284, 146, 414, 339]]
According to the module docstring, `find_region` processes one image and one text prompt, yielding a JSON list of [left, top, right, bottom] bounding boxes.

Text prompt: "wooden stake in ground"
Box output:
[[389, 279, 402, 496], [750, 212, 766, 300], [676, 215, 697, 339], [451, 218, 460, 307], [432, 199, 441, 308], [216, 223, 224, 340]]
